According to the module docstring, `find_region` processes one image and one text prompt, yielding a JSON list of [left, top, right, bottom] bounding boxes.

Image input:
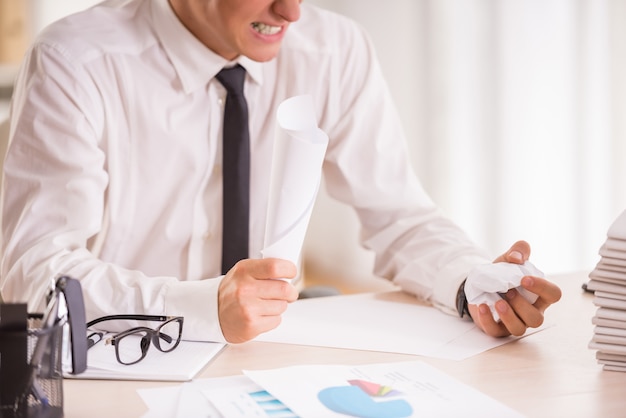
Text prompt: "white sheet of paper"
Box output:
[[138, 385, 182, 418], [607, 209, 626, 240], [261, 95, 329, 264], [599, 243, 626, 260], [244, 361, 524, 418], [604, 237, 626, 252], [255, 291, 544, 361], [71, 335, 225, 381], [138, 377, 239, 418]]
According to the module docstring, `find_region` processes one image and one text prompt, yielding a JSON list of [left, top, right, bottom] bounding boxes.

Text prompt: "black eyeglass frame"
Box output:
[[86, 314, 184, 365]]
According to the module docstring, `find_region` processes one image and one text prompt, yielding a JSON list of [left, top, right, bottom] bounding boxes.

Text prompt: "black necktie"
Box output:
[[216, 64, 250, 275]]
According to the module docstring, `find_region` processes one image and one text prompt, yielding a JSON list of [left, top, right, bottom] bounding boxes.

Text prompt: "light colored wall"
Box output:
[[303, 0, 428, 290], [28, 0, 102, 36], [304, 0, 626, 286]]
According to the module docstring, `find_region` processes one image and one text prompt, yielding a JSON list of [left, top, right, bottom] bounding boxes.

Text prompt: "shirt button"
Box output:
[[203, 230, 211, 240]]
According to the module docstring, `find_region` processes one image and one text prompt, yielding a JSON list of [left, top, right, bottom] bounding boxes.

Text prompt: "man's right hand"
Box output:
[[218, 258, 299, 343]]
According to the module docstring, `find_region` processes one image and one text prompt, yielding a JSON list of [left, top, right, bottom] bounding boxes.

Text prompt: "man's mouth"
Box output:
[[251, 22, 282, 36]]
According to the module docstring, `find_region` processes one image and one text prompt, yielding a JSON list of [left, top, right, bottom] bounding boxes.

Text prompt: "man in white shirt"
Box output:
[[0, 0, 561, 343]]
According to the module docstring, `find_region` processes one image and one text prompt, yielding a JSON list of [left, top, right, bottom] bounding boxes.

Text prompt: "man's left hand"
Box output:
[[468, 240, 562, 337]]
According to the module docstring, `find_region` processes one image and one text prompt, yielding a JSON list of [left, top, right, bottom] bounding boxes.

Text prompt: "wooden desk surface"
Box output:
[[63, 271, 626, 417]]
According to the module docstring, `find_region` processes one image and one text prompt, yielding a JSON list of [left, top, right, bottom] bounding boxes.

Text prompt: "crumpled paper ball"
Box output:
[[465, 261, 544, 321]]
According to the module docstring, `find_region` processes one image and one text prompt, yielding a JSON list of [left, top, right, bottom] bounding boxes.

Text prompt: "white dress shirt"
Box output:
[[0, 0, 491, 342]]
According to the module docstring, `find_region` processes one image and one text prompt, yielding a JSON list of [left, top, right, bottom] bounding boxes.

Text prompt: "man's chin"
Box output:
[[243, 45, 282, 62]]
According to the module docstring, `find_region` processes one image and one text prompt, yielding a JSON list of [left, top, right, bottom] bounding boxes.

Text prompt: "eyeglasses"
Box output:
[[86, 314, 184, 365]]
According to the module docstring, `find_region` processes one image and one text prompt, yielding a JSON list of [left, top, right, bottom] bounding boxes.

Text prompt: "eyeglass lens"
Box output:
[[153, 317, 182, 352], [116, 330, 150, 365], [115, 318, 182, 365]]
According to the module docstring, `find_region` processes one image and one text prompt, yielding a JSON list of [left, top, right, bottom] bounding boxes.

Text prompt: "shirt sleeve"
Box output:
[[0, 41, 226, 342], [319, 21, 493, 314]]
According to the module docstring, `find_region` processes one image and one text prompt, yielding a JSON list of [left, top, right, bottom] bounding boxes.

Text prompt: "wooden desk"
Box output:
[[63, 271, 626, 417]]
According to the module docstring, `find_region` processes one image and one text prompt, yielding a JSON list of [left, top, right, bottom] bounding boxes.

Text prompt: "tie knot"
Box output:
[[216, 64, 246, 96]]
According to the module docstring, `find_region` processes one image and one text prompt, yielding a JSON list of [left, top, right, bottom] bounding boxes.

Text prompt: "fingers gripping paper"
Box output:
[[465, 261, 544, 321], [261, 95, 329, 264]]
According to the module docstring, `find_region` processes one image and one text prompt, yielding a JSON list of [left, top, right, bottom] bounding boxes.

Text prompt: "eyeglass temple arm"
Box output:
[[87, 314, 175, 328], [87, 331, 103, 349]]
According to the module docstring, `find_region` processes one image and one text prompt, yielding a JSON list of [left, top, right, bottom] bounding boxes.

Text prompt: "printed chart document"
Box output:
[[245, 361, 524, 418], [65, 334, 226, 381], [137, 361, 523, 418], [256, 290, 547, 360]]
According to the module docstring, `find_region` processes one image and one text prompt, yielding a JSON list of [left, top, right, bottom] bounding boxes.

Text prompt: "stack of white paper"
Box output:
[[588, 209, 626, 372]]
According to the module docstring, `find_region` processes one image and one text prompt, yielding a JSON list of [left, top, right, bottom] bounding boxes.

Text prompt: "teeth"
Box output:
[[251, 22, 282, 35]]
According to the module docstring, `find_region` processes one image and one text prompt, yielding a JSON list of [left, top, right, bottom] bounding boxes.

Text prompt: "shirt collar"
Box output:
[[150, 0, 264, 94]]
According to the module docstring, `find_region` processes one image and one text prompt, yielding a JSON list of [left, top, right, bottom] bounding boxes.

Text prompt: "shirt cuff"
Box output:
[[431, 255, 491, 316], [163, 277, 227, 343]]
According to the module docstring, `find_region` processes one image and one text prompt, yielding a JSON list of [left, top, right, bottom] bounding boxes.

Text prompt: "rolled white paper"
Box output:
[[261, 95, 329, 265]]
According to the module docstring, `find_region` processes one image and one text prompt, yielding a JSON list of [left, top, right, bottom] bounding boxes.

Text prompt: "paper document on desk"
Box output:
[[138, 375, 297, 418], [65, 334, 225, 381], [256, 291, 546, 360], [138, 375, 266, 418], [244, 361, 524, 418], [261, 95, 329, 264], [137, 361, 524, 418]]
